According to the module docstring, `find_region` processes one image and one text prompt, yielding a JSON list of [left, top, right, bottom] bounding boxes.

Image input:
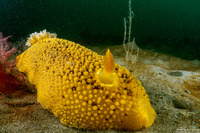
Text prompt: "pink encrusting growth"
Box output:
[[0, 32, 18, 69], [0, 32, 22, 94]]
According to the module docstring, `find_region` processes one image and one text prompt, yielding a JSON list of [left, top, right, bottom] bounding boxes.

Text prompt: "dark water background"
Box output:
[[0, 0, 199, 60]]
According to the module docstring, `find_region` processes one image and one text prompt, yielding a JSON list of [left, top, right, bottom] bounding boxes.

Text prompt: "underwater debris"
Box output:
[[0, 32, 22, 94], [123, 0, 140, 66]]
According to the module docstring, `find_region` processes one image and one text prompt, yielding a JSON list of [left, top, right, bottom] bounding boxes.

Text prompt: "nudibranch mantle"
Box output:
[[16, 30, 156, 131]]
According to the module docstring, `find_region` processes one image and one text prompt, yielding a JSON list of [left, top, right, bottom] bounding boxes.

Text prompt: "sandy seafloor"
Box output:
[[0, 44, 200, 133]]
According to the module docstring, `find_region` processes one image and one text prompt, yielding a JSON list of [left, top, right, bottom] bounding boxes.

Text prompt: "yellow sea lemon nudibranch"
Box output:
[[16, 30, 156, 131]]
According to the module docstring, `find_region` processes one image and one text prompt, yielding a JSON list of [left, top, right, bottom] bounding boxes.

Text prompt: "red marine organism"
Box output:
[[0, 32, 22, 94]]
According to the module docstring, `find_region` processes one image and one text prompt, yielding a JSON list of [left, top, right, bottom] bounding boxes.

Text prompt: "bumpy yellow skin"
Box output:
[[16, 38, 156, 131]]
